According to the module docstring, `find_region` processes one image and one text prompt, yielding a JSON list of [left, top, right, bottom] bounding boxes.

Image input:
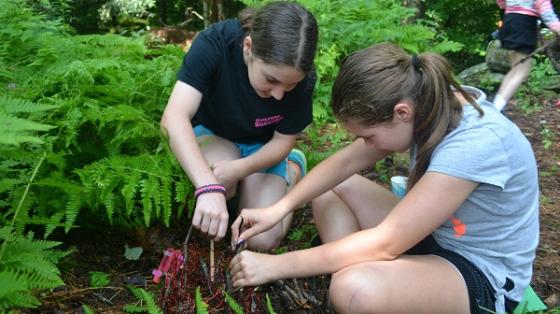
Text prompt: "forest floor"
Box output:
[[504, 97, 560, 308], [30, 96, 559, 313]]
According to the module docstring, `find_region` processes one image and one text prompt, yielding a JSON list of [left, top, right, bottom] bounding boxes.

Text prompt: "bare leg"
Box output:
[[329, 255, 470, 314], [312, 174, 399, 243], [495, 50, 533, 110], [238, 173, 292, 251]]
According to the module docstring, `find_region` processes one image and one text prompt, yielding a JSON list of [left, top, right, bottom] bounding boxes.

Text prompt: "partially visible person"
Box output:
[[160, 1, 318, 251], [229, 43, 539, 314], [494, 0, 560, 111]]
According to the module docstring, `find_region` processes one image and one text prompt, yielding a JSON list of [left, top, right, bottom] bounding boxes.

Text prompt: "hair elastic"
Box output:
[[194, 184, 227, 199], [411, 54, 421, 71]]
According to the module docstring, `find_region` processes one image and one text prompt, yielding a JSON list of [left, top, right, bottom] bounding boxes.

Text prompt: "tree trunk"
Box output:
[[217, 0, 224, 21], [402, 0, 426, 23], [202, 0, 212, 28]]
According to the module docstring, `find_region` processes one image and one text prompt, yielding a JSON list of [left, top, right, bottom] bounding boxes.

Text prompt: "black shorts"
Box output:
[[406, 235, 519, 314], [498, 13, 538, 54]]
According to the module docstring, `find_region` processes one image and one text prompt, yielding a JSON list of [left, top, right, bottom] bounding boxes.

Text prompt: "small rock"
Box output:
[[544, 293, 558, 307], [486, 40, 511, 73], [124, 273, 147, 286], [52, 285, 68, 293]]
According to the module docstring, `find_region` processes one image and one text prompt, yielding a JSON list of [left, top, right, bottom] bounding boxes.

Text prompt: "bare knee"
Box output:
[[311, 190, 336, 218], [312, 178, 354, 217], [329, 266, 385, 314], [246, 230, 283, 252]]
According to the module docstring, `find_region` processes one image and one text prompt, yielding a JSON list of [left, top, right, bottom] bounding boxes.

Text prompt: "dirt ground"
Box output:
[[31, 95, 560, 313], [504, 97, 560, 308]]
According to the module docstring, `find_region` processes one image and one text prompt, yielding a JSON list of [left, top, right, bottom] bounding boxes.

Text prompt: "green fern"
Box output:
[[82, 304, 95, 314], [0, 228, 66, 311], [0, 96, 56, 146], [223, 290, 244, 314], [195, 287, 209, 314], [123, 285, 163, 314], [77, 153, 192, 227], [266, 294, 276, 314]]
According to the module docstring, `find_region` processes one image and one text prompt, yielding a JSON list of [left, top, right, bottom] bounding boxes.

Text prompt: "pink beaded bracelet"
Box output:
[[194, 184, 227, 199]]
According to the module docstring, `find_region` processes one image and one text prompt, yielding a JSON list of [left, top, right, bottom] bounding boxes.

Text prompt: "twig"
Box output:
[[183, 224, 194, 289], [278, 279, 321, 308], [210, 240, 215, 282], [251, 293, 257, 312], [0, 152, 45, 261], [292, 279, 305, 301], [50, 286, 125, 298], [108, 289, 124, 302], [47, 289, 62, 309], [225, 272, 233, 295], [161, 272, 173, 312], [272, 284, 297, 311], [199, 256, 213, 292], [93, 292, 114, 305]]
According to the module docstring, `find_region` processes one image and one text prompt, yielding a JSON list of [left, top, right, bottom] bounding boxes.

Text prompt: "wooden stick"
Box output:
[[199, 256, 212, 292], [183, 224, 194, 289], [512, 37, 559, 68], [210, 240, 215, 282]]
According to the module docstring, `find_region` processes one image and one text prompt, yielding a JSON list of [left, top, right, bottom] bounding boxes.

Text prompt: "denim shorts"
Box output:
[[194, 125, 288, 182]]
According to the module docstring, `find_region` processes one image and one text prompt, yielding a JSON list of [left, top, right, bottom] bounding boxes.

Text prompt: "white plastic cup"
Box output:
[[390, 176, 408, 199]]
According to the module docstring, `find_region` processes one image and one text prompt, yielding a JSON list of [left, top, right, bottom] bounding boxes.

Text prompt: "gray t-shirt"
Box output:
[[427, 87, 539, 312]]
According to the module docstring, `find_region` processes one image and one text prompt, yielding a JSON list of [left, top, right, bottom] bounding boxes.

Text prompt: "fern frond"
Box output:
[[0, 95, 57, 114], [63, 191, 82, 233], [82, 304, 95, 314], [0, 281, 40, 311], [266, 294, 276, 314], [43, 211, 65, 238], [123, 286, 163, 314], [0, 96, 55, 146], [223, 290, 244, 314], [0, 230, 65, 311], [195, 286, 209, 314], [76, 153, 191, 227], [160, 177, 172, 227]]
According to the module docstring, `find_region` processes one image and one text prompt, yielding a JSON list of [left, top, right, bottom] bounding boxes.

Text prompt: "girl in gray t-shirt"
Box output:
[[228, 43, 538, 314]]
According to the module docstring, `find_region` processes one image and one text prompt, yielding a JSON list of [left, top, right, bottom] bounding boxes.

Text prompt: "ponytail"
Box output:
[[332, 43, 484, 188]]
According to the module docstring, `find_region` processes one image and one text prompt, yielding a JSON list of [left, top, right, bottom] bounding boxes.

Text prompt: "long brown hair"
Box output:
[[239, 1, 318, 73], [332, 43, 483, 188]]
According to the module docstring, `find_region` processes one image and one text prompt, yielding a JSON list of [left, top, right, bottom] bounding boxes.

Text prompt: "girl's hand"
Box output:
[[211, 159, 243, 191], [230, 206, 286, 250], [229, 251, 280, 287], [192, 193, 229, 241]]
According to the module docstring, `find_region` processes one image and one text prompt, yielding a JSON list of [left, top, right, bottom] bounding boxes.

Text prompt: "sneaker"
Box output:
[[287, 148, 307, 183]]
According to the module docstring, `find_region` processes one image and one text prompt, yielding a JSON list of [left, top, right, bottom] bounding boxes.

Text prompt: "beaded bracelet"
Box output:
[[194, 184, 227, 199]]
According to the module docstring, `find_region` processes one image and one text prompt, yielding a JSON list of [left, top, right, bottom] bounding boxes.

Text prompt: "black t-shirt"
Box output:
[[177, 19, 315, 144]]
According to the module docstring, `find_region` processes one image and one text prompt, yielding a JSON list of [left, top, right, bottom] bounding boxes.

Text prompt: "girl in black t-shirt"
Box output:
[[160, 1, 318, 251]]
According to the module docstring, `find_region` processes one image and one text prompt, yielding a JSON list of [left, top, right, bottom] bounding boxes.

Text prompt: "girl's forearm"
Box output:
[[277, 140, 391, 215], [274, 228, 397, 279], [167, 118, 217, 186]]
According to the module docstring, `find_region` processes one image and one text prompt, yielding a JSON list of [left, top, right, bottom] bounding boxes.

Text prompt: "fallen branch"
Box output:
[[210, 240, 215, 282], [513, 37, 559, 68], [49, 286, 125, 298]]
